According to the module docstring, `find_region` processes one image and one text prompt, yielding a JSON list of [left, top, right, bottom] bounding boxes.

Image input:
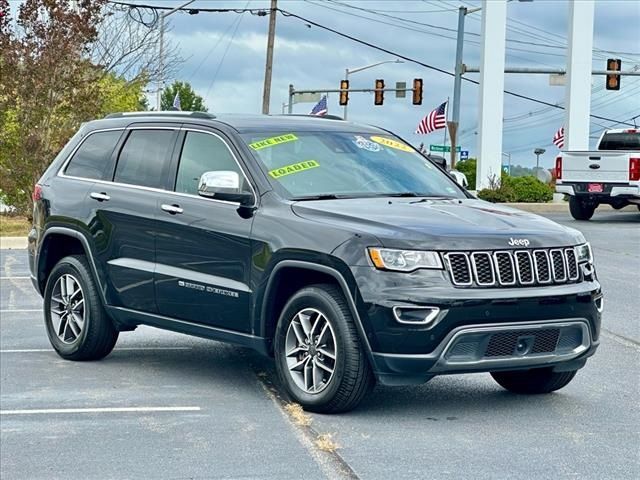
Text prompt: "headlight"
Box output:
[[575, 243, 593, 263], [368, 248, 443, 272]]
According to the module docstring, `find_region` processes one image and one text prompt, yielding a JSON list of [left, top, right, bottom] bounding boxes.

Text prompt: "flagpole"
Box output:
[[443, 97, 449, 159]]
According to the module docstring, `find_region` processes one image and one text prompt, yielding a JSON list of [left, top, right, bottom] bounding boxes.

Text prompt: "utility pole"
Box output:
[[156, 0, 195, 111], [449, 6, 466, 170], [262, 0, 277, 114]]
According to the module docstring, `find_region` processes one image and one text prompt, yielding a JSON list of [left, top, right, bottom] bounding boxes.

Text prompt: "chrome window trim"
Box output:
[[565, 248, 580, 281], [57, 126, 259, 208], [444, 252, 473, 286], [533, 249, 552, 284], [514, 250, 535, 285], [470, 252, 496, 286], [493, 251, 517, 286], [549, 248, 567, 282]]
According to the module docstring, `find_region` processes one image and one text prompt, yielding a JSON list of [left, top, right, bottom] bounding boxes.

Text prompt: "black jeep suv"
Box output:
[[29, 112, 602, 413]]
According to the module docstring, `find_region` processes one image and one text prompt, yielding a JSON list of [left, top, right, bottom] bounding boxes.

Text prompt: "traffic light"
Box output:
[[412, 78, 423, 105], [374, 79, 384, 105], [339, 79, 349, 106], [606, 58, 621, 90]]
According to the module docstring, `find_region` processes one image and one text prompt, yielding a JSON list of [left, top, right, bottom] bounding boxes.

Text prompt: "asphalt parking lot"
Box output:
[[1, 210, 639, 479]]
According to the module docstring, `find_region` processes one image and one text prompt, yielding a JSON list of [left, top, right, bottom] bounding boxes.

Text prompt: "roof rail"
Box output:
[[104, 111, 216, 119], [274, 114, 344, 121]]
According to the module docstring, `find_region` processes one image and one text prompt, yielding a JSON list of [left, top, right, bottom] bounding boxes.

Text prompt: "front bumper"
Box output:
[[350, 266, 602, 386]]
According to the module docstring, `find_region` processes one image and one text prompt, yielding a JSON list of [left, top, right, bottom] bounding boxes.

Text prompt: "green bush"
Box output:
[[477, 176, 553, 203], [455, 158, 476, 190]]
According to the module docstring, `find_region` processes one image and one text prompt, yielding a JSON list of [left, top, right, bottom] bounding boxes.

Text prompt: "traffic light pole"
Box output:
[[449, 6, 466, 170], [287, 86, 419, 114]]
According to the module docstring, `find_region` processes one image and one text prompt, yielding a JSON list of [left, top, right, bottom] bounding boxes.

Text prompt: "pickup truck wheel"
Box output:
[[274, 284, 374, 413], [569, 197, 596, 220], [491, 368, 577, 394], [44, 255, 118, 361]]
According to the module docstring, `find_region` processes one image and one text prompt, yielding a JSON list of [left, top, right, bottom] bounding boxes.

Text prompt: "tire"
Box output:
[[491, 368, 578, 394], [274, 284, 375, 413], [43, 255, 118, 360], [569, 197, 596, 220]]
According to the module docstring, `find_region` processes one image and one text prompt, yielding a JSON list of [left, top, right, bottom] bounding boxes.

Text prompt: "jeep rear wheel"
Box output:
[[569, 197, 596, 220], [44, 255, 118, 360], [491, 368, 577, 394], [274, 284, 374, 413]]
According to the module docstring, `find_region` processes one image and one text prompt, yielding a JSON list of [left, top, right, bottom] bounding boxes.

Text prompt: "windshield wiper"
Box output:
[[290, 194, 346, 201]]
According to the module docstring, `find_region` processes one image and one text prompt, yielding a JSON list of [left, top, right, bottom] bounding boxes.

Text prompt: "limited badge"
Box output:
[[370, 136, 414, 152]]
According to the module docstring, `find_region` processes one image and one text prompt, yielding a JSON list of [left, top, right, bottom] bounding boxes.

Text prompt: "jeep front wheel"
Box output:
[[491, 368, 577, 394], [274, 284, 374, 413]]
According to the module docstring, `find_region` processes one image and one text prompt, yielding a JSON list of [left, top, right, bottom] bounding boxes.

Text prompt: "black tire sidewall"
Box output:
[[274, 287, 352, 409], [44, 257, 96, 357]]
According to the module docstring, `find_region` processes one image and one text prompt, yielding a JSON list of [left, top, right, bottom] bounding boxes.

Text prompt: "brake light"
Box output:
[[624, 129, 637, 134], [630, 158, 640, 181], [555, 156, 562, 180], [32, 184, 42, 201]]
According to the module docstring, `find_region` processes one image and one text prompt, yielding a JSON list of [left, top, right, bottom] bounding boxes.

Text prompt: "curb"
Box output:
[[0, 237, 28, 250]]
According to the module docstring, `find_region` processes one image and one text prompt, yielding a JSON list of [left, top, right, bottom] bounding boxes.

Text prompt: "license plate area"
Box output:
[[587, 183, 603, 193]]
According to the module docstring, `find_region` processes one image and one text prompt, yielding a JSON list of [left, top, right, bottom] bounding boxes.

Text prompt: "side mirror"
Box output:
[[198, 171, 254, 206]]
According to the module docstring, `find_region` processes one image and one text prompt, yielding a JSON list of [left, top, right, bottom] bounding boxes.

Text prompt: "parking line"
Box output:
[[0, 276, 31, 280], [1, 347, 192, 353], [0, 309, 41, 313], [0, 406, 201, 415]]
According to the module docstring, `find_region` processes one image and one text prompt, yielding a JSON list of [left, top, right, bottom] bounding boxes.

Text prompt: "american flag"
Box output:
[[415, 101, 447, 134], [310, 96, 328, 116], [172, 92, 181, 111], [553, 126, 564, 149]]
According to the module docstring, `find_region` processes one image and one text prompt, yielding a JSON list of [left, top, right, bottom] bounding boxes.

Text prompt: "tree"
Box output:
[[161, 81, 208, 112], [455, 158, 477, 190], [0, 0, 161, 215]]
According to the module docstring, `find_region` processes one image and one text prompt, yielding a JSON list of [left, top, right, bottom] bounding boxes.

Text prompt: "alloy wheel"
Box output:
[[50, 274, 85, 344], [284, 308, 337, 394]]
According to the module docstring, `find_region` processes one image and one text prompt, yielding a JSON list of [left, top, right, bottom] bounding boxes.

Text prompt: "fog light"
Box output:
[[393, 306, 440, 325]]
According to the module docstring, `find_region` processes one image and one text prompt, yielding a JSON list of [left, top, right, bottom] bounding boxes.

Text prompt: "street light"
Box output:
[[534, 148, 546, 169], [343, 59, 403, 119], [156, 0, 197, 110]]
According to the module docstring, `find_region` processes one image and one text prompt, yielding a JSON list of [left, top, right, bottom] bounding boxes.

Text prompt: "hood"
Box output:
[[292, 198, 584, 251]]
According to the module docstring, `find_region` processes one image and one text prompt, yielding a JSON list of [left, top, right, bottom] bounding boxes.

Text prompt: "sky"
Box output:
[[10, 0, 640, 168]]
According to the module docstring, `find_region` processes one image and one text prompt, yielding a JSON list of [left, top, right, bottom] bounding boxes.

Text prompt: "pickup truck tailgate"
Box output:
[[561, 151, 630, 183]]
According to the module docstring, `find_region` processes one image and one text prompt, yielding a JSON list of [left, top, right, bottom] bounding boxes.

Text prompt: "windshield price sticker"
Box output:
[[269, 160, 320, 179], [250, 133, 298, 150], [370, 136, 414, 152]]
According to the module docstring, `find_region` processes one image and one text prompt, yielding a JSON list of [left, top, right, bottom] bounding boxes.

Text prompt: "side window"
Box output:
[[175, 131, 246, 195], [114, 130, 176, 189], [64, 130, 122, 180]]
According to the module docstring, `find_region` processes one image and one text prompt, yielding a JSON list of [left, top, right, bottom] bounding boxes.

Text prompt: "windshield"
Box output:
[[598, 132, 640, 151], [240, 130, 465, 200]]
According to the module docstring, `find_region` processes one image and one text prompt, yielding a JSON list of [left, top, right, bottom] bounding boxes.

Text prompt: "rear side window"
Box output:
[[65, 130, 122, 180], [114, 130, 176, 189], [175, 131, 246, 195]]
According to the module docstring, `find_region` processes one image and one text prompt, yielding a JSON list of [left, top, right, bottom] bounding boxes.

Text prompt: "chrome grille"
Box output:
[[445, 248, 583, 288]]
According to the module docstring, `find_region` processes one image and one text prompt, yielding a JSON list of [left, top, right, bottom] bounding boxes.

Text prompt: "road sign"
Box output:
[[293, 92, 321, 103], [502, 164, 510, 174], [429, 144, 461, 153], [395, 82, 406, 98], [460, 150, 469, 159]]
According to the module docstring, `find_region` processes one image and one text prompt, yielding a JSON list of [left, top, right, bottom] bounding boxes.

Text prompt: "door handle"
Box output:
[[161, 204, 183, 215], [90, 192, 110, 202]]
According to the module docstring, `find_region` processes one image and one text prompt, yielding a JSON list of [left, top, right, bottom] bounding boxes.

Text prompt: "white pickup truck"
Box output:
[[555, 128, 640, 220]]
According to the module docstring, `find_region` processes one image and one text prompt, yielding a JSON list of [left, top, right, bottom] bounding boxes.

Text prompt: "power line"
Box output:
[[277, 8, 633, 126]]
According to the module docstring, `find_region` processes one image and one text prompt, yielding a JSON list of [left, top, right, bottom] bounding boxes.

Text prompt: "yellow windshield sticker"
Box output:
[[249, 133, 298, 150], [370, 136, 414, 152], [269, 160, 319, 179]]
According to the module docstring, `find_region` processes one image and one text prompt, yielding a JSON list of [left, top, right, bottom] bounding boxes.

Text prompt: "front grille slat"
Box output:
[[444, 247, 583, 288]]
